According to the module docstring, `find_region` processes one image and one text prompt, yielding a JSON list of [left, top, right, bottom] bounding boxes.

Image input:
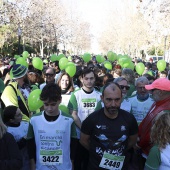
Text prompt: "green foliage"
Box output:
[[147, 46, 164, 56], [0, 41, 35, 57]]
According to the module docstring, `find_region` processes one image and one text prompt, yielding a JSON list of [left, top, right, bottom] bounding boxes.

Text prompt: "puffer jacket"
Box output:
[[138, 95, 170, 155]]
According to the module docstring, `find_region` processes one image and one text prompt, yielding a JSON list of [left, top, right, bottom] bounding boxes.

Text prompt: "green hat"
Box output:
[[12, 64, 28, 79]]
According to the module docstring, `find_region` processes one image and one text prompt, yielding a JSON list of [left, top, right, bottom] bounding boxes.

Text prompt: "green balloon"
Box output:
[[96, 55, 105, 63], [83, 53, 91, 62], [118, 57, 129, 67], [32, 57, 43, 70], [58, 54, 65, 61], [128, 62, 135, 70], [157, 60, 166, 71], [104, 61, 112, 70], [14, 55, 20, 59], [107, 51, 117, 62], [122, 60, 131, 68], [117, 54, 123, 60], [68, 56, 72, 61], [59, 57, 68, 70], [31, 85, 39, 91], [50, 54, 58, 62], [136, 62, 145, 75], [28, 89, 43, 111], [22, 51, 29, 58], [59, 104, 69, 114], [43, 59, 48, 64], [16, 57, 28, 67], [147, 71, 154, 76], [65, 62, 76, 77]]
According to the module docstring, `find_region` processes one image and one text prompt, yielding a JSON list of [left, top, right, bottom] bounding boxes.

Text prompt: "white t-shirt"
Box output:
[[28, 111, 76, 170], [128, 95, 154, 124], [7, 121, 29, 141], [68, 88, 101, 138]]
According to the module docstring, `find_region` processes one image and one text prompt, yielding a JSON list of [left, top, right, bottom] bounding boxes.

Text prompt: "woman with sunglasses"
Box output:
[[114, 77, 131, 113], [39, 67, 56, 90], [95, 77, 132, 113]]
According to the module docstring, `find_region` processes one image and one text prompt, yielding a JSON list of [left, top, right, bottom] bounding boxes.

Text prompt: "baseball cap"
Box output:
[[145, 78, 170, 91]]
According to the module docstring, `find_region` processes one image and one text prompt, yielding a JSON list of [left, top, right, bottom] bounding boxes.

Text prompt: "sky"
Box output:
[[65, 0, 138, 53]]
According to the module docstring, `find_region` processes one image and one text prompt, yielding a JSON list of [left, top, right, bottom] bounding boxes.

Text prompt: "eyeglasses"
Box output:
[[45, 73, 54, 77], [119, 85, 130, 90]]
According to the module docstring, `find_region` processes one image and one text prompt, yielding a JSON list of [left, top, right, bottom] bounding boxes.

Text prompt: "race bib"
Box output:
[[82, 98, 96, 109], [40, 150, 63, 165], [99, 151, 125, 170]]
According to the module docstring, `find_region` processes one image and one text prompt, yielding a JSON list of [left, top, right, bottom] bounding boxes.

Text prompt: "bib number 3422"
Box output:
[[99, 152, 125, 170], [40, 150, 63, 165]]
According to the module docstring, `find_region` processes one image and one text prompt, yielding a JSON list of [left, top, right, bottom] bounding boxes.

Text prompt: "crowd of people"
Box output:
[[0, 54, 170, 170]]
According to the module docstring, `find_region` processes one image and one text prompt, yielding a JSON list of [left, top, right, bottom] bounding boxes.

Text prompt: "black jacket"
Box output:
[[0, 132, 23, 170]]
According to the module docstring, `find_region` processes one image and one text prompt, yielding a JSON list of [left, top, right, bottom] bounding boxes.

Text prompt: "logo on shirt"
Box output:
[[96, 125, 107, 130], [38, 130, 46, 133], [121, 125, 126, 131], [96, 125, 101, 129]]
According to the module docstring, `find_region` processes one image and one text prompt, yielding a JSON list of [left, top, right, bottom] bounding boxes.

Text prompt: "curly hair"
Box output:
[[151, 111, 170, 150]]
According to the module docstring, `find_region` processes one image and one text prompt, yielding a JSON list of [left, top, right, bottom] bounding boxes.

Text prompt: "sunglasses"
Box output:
[[119, 85, 130, 90], [45, 73, 54, 77]]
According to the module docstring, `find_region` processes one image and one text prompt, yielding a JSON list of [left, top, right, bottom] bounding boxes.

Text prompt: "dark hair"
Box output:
[[102, 82, 121, 96], [40, 83, 61, 102], [3, 105, 18, 123], [103, 73, 113, 85], [81, 68, 95, 78], [143, 73, 155, 81]]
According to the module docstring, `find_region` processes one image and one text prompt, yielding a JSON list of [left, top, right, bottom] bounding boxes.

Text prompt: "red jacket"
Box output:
[[138, 95, 170, 155]]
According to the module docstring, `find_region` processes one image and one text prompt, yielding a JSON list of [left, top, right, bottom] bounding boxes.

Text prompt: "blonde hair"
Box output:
[[0, 114, 7, 139], [151, 111, 170, 150]]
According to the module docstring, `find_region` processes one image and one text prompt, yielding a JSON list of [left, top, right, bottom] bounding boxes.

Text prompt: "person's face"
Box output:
[[136, 81, 149, 99], [11, 108, 22, 124], [159, 73, 166, 78], [152, 64, 157, 71], [43, 99, 61, 116], [151, 89, 161, 102], [60, 75, 69, 90], [113, 72, 120, 78], [117, 80, 129, 97], [101, 85, 122, 117], [45, 69, 55, 83], [81, 72, 95, 90]]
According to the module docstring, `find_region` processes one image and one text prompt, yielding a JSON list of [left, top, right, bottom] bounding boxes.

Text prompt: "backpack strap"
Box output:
[[8, 84, 29, 118]]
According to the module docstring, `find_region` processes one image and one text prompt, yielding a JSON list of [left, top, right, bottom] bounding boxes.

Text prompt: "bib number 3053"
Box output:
[[99, 152, 125, 170]]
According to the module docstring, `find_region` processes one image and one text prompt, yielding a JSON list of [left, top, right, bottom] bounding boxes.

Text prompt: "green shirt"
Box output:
[[145, 145, 161, 170]]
